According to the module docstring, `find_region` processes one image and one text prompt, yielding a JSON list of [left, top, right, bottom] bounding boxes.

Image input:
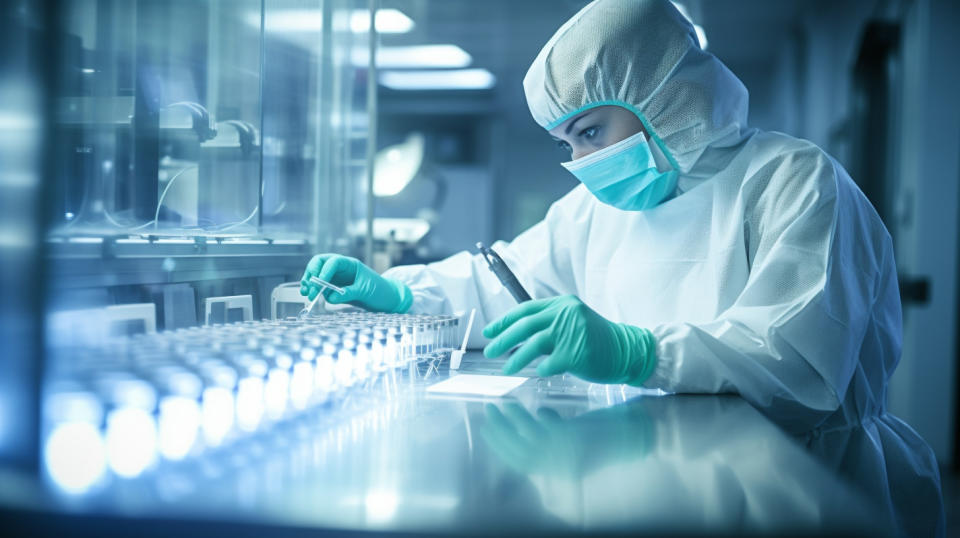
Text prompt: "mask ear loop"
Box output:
[[619, 102, 681, 174]]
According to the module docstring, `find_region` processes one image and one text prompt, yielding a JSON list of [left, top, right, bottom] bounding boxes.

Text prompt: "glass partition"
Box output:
[[49, 0, 372, 246]]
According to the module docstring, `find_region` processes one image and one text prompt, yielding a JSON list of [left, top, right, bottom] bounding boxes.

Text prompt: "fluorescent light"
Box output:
[[379, 69, 496, 91], [0, 111, 38, 130], [374, 133, 424, 196], [251, 10, 322, 32], [350, 9, 414, 34], [222, 239, 269, 245], [353, 44, 472, 68], [249, 8, 413, 34]]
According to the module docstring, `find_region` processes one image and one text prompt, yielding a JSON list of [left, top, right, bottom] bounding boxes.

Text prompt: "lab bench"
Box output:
[[0, 352, 911, 536]]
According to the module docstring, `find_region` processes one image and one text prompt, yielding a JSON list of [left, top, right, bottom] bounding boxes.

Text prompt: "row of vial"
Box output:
[[42, 313, 461, 494]]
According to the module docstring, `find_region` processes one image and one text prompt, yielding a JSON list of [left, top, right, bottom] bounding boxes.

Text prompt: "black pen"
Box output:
[[476, 242, 532, 303]]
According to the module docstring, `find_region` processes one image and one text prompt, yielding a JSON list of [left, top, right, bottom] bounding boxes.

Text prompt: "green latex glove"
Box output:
[[299, 254, 413, 313], [482, 295, 657, 385], [481, 402, 654, 478], [481, 403, 583, 478]]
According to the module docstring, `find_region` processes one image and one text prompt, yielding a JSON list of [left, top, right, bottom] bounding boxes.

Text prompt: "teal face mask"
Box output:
[[561, 131, 678, 211]]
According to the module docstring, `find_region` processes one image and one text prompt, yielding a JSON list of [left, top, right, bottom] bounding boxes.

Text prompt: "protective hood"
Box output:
[[523, 0, 750, 173]]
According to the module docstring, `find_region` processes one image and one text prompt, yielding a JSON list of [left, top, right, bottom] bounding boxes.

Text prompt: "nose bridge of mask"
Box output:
[[562, 130, 649, 171], [561, 131, 660, 191], [571, 146, 657, 193]]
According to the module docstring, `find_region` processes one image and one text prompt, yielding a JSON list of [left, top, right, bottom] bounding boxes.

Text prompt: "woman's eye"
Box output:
[[557, 140, 572, 153], [580, 126, 598, 139]]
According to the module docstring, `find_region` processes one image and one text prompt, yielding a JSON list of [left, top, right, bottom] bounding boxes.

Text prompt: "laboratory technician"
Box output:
[[302, 0, 940, 521]]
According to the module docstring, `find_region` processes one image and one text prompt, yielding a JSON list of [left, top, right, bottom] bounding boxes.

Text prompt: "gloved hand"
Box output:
[[299, 254, 413, 313], [481, 403, 583, 478], [480, 401, 654, 478], [482, 295, 657, 385]]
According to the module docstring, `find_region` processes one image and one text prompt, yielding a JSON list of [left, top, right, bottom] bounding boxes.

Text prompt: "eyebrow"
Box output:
[[564, 111, 593, 135]]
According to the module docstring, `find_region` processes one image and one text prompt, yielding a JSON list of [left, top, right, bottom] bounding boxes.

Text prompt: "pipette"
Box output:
[[476, 243, 531, 303], [298, 276, 346, 319]]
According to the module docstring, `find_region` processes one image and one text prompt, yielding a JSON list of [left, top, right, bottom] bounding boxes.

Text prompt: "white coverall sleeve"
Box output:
[[382, 186, 591, 348], [647, 151, 887, 423]]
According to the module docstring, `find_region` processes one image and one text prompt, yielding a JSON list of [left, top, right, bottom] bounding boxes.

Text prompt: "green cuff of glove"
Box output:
[[388, 279, 414, 314], [620, 325, 658, 387]]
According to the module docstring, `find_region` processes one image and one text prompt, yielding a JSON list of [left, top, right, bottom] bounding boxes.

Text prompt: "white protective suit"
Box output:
[[383, 0, 941, 507]]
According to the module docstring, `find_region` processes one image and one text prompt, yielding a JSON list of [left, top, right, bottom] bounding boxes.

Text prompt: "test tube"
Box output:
[[153, 366, 203, 461], [336, 339, 356, 388], [99, 375, 158, 479], [389, 329, 404, 367], [288, 345, 314, 411], [402, 325, 415, 364], [372, 328, 388, 372], [43, 386, 107, 494], [263, 348, 293, 421], [233, 355, 268, 433], [312, 341, 337, 402], [197, 359, 237, 447]]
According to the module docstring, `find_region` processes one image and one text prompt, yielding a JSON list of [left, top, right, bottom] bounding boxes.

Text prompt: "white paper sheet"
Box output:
[[426, 374, 529, 397]]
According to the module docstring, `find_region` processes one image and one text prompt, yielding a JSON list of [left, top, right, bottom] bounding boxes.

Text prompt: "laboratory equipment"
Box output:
[[310, 276, 347, 295], [299, 276, 348, 319], [449, 308, 476, 370], [41, 312, 460, 492], [476, 242, 532, 303], [27, 0, 383, 492]]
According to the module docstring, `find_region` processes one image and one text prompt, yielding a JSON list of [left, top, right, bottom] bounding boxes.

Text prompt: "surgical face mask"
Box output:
[[561, 131, 678, 211]]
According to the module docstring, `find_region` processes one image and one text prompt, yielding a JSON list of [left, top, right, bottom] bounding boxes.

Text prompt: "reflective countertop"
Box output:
[[0, 352, 938, 536]]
